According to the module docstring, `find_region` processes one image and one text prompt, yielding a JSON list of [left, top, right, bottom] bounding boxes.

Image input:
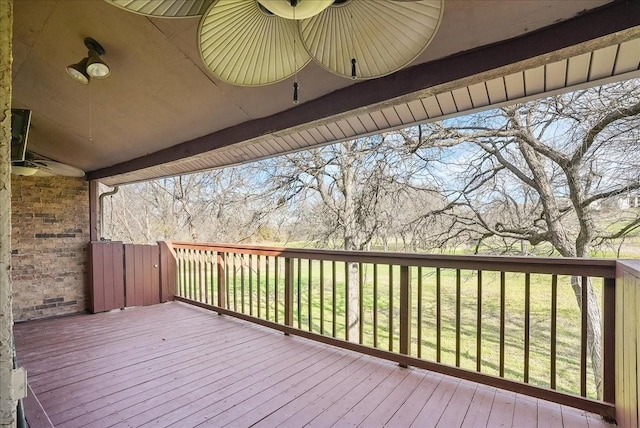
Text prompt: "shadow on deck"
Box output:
[[14, 302, 614, 427]]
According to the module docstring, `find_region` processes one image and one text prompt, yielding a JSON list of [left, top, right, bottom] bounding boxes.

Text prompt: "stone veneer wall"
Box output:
[[11, 175, 90, 321]]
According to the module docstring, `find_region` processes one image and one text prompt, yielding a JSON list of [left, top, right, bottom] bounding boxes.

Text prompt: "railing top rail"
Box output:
[[167, 241, 618, 278]]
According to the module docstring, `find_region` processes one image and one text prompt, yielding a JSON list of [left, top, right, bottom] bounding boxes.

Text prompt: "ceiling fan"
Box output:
[[105, 0, 444, 92], [11, 153, 85, 178], [10, 109, 85, 178]]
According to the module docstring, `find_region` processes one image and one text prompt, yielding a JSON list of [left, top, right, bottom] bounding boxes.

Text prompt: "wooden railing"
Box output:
[[164, 241, 617, 420]]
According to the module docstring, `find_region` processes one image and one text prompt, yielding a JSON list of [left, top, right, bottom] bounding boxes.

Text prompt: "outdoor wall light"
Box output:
[[66, 37, 111, 84]]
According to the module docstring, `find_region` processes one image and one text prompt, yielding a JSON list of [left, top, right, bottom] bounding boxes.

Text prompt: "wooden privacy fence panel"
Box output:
[[124, 244, 160, 307], [89, 241, 125, 313], [167, 241, 617, 420], [90, 242, 171, 312], [615, 260, 640, 428]]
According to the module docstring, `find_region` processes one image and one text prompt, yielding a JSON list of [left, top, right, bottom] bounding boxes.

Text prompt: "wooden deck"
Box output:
[[14, 302, 614, 428]]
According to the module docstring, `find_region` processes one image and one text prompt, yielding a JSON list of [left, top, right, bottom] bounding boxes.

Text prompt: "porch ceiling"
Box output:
[[11, 0, 640, 186]]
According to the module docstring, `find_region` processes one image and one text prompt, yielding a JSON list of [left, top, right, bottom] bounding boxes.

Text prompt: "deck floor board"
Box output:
[[14, 302, 615, 428]]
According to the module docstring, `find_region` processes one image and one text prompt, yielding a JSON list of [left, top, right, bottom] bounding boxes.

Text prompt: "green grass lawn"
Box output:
[[177, 252, 602, 399]]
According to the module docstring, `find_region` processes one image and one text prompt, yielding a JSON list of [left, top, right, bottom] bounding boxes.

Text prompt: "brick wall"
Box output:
[[11, 175, 90, 321]]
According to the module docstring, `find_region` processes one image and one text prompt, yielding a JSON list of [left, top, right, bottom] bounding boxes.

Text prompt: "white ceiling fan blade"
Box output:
[[198, 0, 311, 86], [105, 0, 217, 17], [32, 160, 85, 178], [300, 0, 444, 79]]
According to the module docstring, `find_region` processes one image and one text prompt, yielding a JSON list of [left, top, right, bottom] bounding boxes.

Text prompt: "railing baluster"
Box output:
[[389, 264, 393, 352], [204, 251, 209, 303], [200, 250, 205, 303], [202, 251, 207, 303], [500, 271, 506, 378], [308, 259, 312, 332], [182, 249, 186, 299], [477, 270, 482, 372], [551, 274, 557, 390], [580, 275, 588, 397], [208, 252, 214, 305], [359, 262, 364, 345], [417, 266, 422, 359], [225, 252, 230, 309], [201, 251, 206, 304], [200, 251, 205, 303], [191, 249, 196, 300], [257, 254, 261, 318], [524, 273, 531, 383], [184, 249, 190, 299], [188, 249, 193, 300], [265, 256, 269, 321], [320, 260, 324, 335], [275, 257, 279, 323], [193, 250, 198, 300], [214, 252, 219, 305], [205, 251, 209, 303], [174, 249, 178, 297], [240, 254, 245, 313], [436, 267, 441, 363], [456, 269, 461, 368], [297, 258, 302, 329], [345, 261, 350, 342], [373, 264, 378, 348], [233, 253, 238, 312], [249, 254, 253, 316], [284, 257, 293, 330], [194, 250, 199, 302], [186, 249, 189, 298], [217, 252, 226, 309], [203, 251, 208, 303], [178, 249, 184, 297], [332, 260, 336, 338], [399, 265, 410, 365]]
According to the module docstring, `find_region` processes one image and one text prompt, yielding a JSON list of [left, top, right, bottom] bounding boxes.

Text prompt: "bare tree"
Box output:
[[258, 135, 437, 340], [404, 80, 640, 397], [104, 167, 266, 244]]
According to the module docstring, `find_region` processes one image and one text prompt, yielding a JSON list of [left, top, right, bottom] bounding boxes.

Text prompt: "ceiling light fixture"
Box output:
[[66, 57, 91, 85], [258, 0, 333, 20], [66, 37, 111, 84]]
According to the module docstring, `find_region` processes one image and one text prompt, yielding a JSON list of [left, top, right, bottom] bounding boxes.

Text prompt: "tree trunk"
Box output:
[[346, 261, 360, 343], [569, 276, 603, 398], [516, 139, 604, 398]]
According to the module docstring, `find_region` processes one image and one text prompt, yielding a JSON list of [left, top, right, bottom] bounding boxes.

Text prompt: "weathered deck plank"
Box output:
[[14, 302, 615, 428]]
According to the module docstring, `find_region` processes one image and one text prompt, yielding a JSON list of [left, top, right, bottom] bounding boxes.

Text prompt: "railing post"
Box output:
[[399, 265, 411, 367], [284, 257, 294, 334], [603, 276, 615, 404], [158, 241, 177, 303], [217, 252, 226, 309]]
